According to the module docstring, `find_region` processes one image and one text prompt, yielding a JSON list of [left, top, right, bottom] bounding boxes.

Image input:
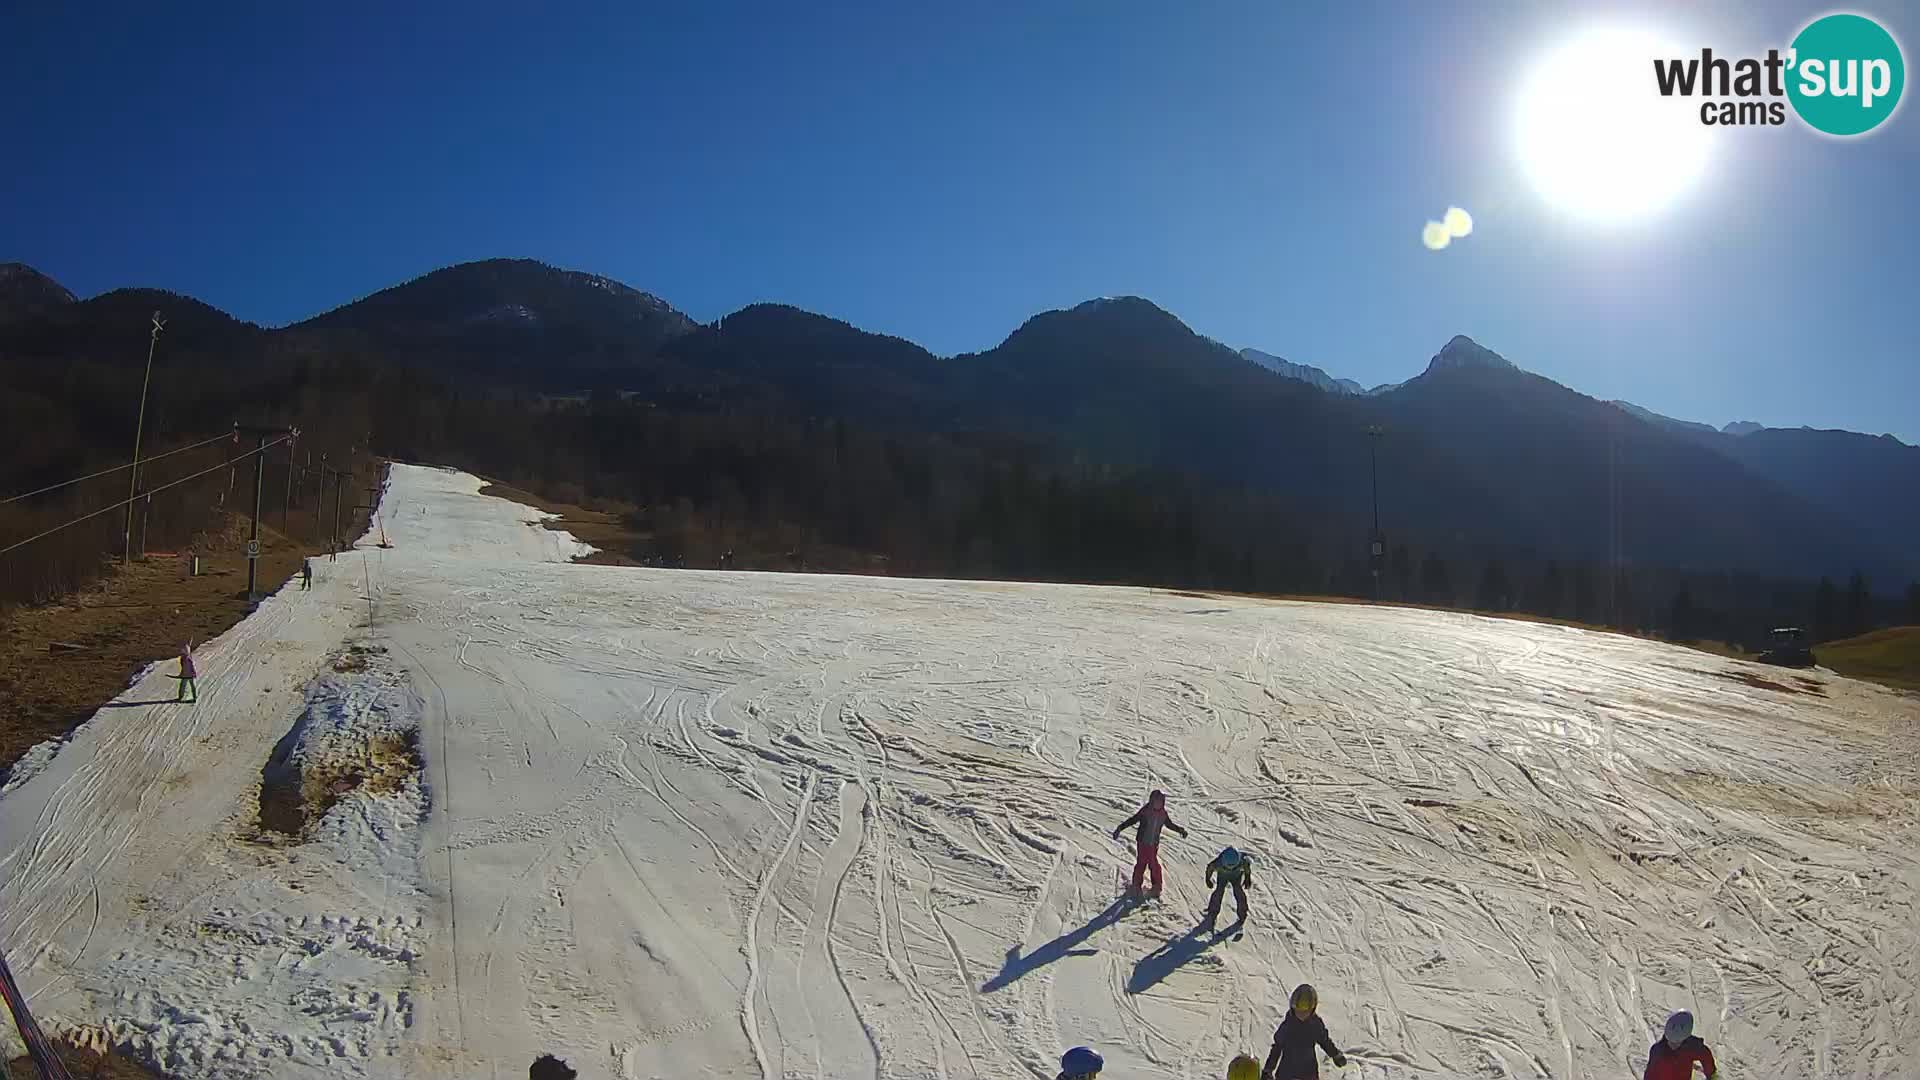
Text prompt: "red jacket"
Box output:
[[1114, 802, 1185, 848], [1643, 1037, 1715, 1080]]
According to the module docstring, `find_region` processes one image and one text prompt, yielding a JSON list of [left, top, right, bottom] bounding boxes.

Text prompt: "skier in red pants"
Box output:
[[1112, 789, 1187, 898]]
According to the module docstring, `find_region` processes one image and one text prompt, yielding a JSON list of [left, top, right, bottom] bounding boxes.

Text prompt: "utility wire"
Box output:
[[0, 435, 290, 559], [0, 429, 237, 506]]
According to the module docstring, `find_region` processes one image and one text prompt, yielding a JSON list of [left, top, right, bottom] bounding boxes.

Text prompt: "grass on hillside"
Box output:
[[474, 481, 646, 567], [0, 515, 315, 775], [9, 1038, 171, 1079], [1815, 626, 1920, 692]]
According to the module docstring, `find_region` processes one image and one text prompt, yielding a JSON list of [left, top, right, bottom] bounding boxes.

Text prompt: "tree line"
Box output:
[[5, 321, 1916, 644], [370, 373, 1920, 648], [0, 341, 383, 613]]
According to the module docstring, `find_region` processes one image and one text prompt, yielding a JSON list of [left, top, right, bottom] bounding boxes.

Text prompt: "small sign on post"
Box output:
[[245, 539, 260, 559]]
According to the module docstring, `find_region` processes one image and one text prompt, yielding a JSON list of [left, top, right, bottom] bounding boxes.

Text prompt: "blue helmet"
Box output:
[[1219, 847, 1242, 868], [1060, 1046, 1104, 1077]]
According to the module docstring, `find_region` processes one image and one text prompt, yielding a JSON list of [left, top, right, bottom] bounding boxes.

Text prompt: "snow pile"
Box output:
[[65, 642, 430, 1078], [259, 643, 428, 879], [0, 737, 66, 796]]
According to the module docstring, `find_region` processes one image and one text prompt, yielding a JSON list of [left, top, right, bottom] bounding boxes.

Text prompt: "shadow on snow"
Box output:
[[980, 896, 1135, 993], [1126, 925, 1229, 995]]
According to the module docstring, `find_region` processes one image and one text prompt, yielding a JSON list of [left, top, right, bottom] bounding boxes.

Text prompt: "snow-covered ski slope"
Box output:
[[2, 464, 1916, 1079]]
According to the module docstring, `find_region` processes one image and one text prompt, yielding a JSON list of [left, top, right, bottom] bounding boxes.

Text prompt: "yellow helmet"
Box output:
[[1227, 1053, 1261, 1080], [1290, 983, 1318, 1012]]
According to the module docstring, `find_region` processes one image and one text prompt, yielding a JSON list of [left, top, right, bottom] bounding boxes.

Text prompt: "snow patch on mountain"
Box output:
[[1240, 348, 1366, 394], [1611, 400, 1722, 438]]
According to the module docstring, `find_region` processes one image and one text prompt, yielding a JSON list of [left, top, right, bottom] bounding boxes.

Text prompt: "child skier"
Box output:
[[1261, 983, 1347, 1079], [175, 641, 197, 704], [1200, 846, 1253, 931], [1228, 1054, 1262, 1080], [1112, 789, 1188, 898], [1058, 1045, 1104, 1078], [1643, 1011, 1716, 1080]]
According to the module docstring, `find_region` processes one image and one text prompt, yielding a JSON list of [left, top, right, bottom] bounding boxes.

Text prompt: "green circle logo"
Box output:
[[1787, 13, 1905, 136]]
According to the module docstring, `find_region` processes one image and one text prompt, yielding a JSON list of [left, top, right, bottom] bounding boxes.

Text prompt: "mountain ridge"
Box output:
[[3, 258, 1911, 582], [5, 257, 1902, 447], [0, 262, 79, 323]]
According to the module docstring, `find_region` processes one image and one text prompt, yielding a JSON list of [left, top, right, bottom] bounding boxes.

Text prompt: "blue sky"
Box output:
[[4, 1, 1915, 439]]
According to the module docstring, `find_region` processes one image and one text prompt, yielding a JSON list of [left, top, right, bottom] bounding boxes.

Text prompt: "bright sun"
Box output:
[[1515, 26, 1712, 225]]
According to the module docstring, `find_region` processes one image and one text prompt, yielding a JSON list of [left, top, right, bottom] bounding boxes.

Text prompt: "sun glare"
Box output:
[[1515, 25, 1712, 225]]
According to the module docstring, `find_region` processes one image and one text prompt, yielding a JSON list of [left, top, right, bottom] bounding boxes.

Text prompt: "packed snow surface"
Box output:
[[2, 465, 1915, 1079]]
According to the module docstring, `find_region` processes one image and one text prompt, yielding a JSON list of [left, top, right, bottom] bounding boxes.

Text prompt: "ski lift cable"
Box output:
[[0, 434, 292, 559], [1, 429, 239, 505]]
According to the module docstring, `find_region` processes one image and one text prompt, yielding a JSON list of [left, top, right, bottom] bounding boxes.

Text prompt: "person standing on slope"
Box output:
[[1200, 846, 1253, 931], [301, 557, 313, 590], [175, 641, 198, 704], [1643, 1011, 1716, 1080], [1262, 983, 1347, 1080], [1113, 789, 1187, 898]]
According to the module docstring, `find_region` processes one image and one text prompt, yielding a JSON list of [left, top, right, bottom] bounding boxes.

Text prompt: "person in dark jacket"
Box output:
[[1262, 983, 1346, 1079], [300, 558, 313, 590], [1643, 1011, 1716, 1080], [1200, 846, 1253, 931], [1113, 789, 1188, 897], [529, 1054, 577, 1080]]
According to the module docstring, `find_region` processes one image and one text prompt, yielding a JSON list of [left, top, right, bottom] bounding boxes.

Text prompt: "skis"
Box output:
[[1197, 917, 1246, 941]]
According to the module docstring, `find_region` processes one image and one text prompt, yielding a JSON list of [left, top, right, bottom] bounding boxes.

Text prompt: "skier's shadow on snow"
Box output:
[[979, 897, 1135, 993], [1126, 926, 1225, 995]]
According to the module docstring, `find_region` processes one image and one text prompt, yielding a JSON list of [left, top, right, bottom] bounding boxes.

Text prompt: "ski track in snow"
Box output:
[[2, 463, 1917, 1079]]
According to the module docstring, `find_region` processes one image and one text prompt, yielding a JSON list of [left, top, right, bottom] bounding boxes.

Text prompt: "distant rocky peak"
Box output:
[[1426, 335, 1517, 373]]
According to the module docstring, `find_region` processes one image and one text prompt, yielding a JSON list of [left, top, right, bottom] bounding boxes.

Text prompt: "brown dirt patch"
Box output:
[[259, 725, 420, 839], [9, 1036, 171, 1079], [1648, 767, 1895, 820], [331, 642, 382, 674], [0, 515, 314, 776], [476, 481, 643, 567]]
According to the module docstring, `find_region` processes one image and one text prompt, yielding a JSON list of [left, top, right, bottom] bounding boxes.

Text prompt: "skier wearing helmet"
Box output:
[[1227, 1053, 1262, 1080], [1200, 846, 1253, 931], [1059, 1045, 1104, 1079], [1261, 983, 1347, 1079], [1112, 789, 1188, 898], [1643, 1011, 1716, 1080]]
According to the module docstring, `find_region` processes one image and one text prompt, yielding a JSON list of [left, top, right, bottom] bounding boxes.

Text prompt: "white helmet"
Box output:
[[1663, 1011, 1693, 1048]]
